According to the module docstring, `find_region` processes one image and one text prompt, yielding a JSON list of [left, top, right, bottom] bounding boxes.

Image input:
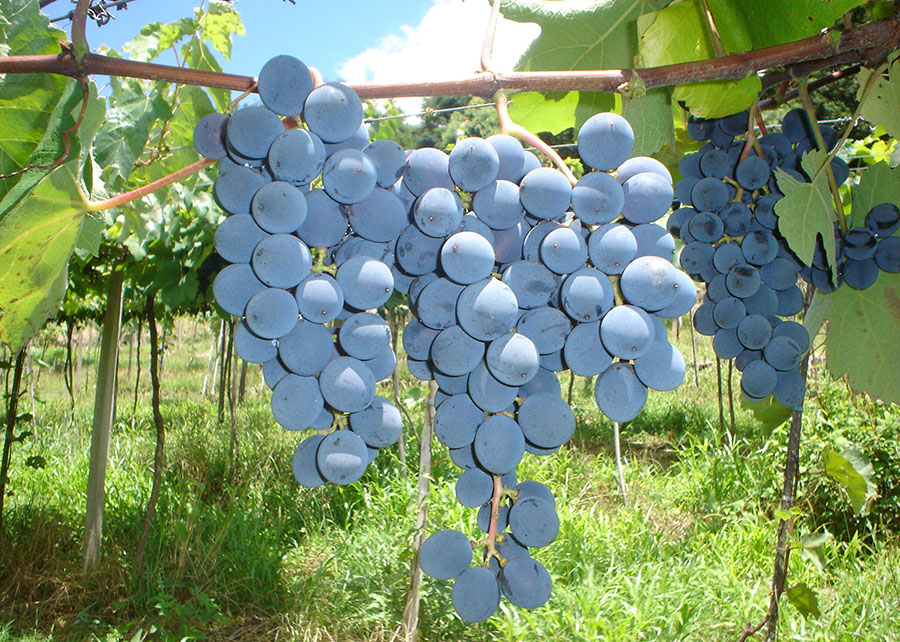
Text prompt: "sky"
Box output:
[[62, 0, 540, 111]]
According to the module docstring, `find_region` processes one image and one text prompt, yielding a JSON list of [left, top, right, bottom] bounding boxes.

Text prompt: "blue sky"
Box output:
[[59, 0, 539, 114], [73, 0, 432, 80]]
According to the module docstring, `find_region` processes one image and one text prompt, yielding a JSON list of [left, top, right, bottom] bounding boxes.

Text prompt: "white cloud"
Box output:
[[337, 0, 540, 115]]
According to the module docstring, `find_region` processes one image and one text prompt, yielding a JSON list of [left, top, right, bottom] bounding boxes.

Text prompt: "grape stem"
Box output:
[[807, 61, 887, 205], [797, 78, 847, 234], [484, 473, 503, 563], [739, 101, 764, 162], [493, 90, 577, 186]]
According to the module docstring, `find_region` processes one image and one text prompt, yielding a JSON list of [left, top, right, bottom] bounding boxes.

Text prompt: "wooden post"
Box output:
[[134, 293, 166, 576], [82, 269, 125, 571], [131, 315, 143, 418]]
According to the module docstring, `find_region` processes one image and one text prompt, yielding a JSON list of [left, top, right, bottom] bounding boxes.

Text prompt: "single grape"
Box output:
[[578, 112, 634, 171]]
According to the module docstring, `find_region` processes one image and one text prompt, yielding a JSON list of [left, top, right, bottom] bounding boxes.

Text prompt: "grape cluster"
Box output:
[[395, 111, 695, 622], [802, 202, 900, 291], [197, 54, 697, 623], [669, 107, 899, 406], [202, 55, 401, 487]]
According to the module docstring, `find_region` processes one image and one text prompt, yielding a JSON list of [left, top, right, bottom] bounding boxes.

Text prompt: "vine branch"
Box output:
[[69, 0, 92, 66], [1, 16, 897, 99], [758, 65, 862, 110], [87, 157, 215, 212]]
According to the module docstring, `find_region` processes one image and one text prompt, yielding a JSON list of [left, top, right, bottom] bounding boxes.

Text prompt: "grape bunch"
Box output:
[[196, 54, 697, 623], [201, 55, 401, 486], [394, 112, 697, 621], [671, 107, 899, 407], [801, 201, 900, 291]]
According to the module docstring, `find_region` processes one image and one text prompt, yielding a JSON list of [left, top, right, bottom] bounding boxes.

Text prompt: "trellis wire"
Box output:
[[364, 101, 502, 125]]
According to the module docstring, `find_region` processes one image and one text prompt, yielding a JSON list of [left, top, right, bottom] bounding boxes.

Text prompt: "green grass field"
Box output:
[[1, 317, 898, 641]]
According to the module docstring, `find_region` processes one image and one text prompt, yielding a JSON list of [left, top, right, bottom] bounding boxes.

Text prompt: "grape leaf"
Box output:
[[740, 395, 791, 431], [623, 89, 673, 156], [637, 0, 864, 117], [122, 18, 198, 62], [637, 0, 760, 118], [183, 39, 229, 112], [719, 0, 865, 49], [74, 213, 105, 257], [199, 0, 246, 61], [857, 56, 900, 144], [823, 272, 900, 404], [94, 80, 166, 182], [803, 290, 828, 341], [500, 0, 673, 155], [0, 162, 89, 352], [797, 532, 831, 573], [0, 0, 71, 200], [848, 161, 900, 228], [774, 150, 836, 278], [785, 582, 821, 619], [823, 449, 877, 514], [509, 91, 613, 136]]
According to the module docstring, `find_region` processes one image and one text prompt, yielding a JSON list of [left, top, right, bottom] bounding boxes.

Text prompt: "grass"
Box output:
[[1, 316, 899, 641]]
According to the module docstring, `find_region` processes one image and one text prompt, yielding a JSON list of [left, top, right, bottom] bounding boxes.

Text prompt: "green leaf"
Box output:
[[199, 0, 246, 61], [509, 91, 613, 136], [0, 76, 89, 207], [122, 17, 198, 62], [74, 213, 104, 257], [622, 88, 673, 156], [774, 508, 791, 521], [800, 532, 831, 548], [500, 0, 673, 151], [774, 150, 836, 278], [673, 77, 761, 120], [0, 0, 76, 200], [785, 582, 821, 619], [0, 0, 65, 56], [183, 40, 229, 112], [797, 531, 831, 572], [849, 161, 900, 228], [163, 85, 216, 151], [857, 57, 900, 147], [824, 273, 900, 403], [740, 394, 792, 428], [637, 0, 760, 118], [722, 0, 865, 49], [94, 81, 163, 182], [823, 448, 877, 514], [803, 290, 829, 342], [636, 0, 863, 117], [0, 162, 88, 352], [503, 0, 645, 71]]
